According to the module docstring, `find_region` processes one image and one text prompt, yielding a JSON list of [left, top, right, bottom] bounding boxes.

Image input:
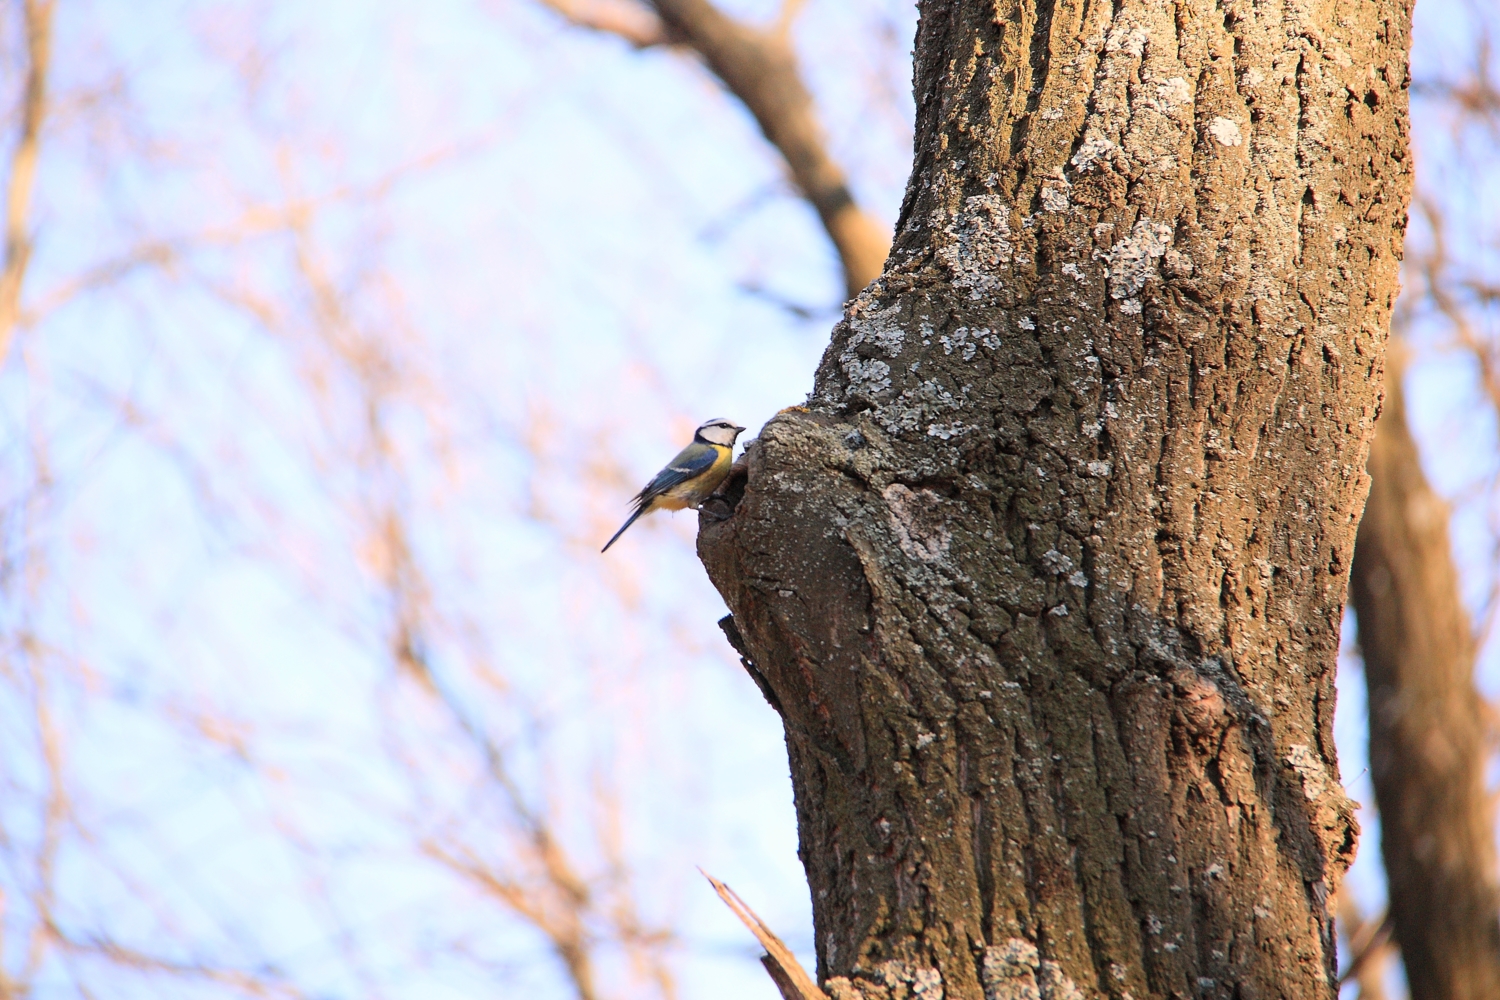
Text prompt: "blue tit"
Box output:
[[602, 417, 747, 552]]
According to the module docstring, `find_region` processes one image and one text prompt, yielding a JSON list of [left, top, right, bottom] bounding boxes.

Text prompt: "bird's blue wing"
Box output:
[[634, 441, 722, 505]]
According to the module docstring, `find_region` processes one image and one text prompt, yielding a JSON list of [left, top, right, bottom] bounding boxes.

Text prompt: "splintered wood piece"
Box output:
[[699, 868, 827, 1000]]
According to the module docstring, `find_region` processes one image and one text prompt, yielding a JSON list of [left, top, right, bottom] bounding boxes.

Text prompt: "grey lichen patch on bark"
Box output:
[[700, 0, 1412, 997], [826, 961, 947, 1000], [884, 484, 954, 562]]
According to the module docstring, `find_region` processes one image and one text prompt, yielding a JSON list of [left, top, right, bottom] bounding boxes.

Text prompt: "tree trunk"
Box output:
[[698, 0, 1414, 997], [1349, 350, 1500, 1000]]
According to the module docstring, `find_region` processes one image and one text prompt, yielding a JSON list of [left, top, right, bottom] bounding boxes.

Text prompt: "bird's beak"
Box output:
[[734, 424, 746, 432]]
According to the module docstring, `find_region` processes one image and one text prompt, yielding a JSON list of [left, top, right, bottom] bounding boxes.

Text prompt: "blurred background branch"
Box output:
[[0, 0, 1495, 998], [1339, 5, 1500, 998], [1350, 344, 1500, 999], [532, 0, 890, 298], [0, 0, 52, 365]]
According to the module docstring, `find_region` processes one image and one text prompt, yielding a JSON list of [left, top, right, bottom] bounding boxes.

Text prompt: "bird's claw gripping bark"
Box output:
[[699, 497, 734, 522]]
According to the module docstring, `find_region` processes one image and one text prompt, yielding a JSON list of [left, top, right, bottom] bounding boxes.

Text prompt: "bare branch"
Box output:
[[533, 0, 671, 48], [425, 840, 602, 1000], [649, 0, 887, 298], [1337, 894, 1394, 1000], [769, 0, 807, 41], [1413, 26, 1500, 137], [531, 0, 890, 298], [0, 0, 54, 366], [699, 869, 825, 1000], [1351, 343, 1500, 998]]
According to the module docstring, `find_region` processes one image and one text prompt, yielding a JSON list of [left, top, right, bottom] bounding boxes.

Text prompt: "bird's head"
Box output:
[[695, 418, 746, 447]]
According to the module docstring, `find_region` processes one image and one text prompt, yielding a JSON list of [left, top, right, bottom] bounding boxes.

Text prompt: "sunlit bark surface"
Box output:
[[700, 0, 1413, 996]]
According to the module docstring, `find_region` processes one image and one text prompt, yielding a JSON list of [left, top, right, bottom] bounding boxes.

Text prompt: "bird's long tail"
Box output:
[[601, 505, 647, 553]]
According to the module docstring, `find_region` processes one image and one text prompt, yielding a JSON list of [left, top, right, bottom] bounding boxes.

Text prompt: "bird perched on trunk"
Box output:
[[602, 418, 746, 552]]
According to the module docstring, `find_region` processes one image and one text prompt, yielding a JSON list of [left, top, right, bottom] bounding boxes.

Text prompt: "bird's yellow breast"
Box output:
[[649, 445, 732, 511]]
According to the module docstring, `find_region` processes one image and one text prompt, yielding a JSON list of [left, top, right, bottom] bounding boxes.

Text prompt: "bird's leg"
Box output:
[[698, 497, 734, 522]]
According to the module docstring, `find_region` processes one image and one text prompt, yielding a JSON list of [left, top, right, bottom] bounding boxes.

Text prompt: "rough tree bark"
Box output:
[[1349, 349, 1500, 1000], [699, 0, 1413, 997]]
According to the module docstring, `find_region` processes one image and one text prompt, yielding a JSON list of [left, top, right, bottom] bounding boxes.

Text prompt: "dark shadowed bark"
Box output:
[[699, 0, 1414, 997], [1349, 350, 1500, 1000]]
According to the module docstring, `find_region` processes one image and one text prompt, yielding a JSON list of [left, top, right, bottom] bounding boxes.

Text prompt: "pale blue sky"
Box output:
[[0, 1, 1493, 998]]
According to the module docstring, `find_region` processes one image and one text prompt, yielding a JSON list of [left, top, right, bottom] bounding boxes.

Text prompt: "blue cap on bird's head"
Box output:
[[695, 418, 746, 446]]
